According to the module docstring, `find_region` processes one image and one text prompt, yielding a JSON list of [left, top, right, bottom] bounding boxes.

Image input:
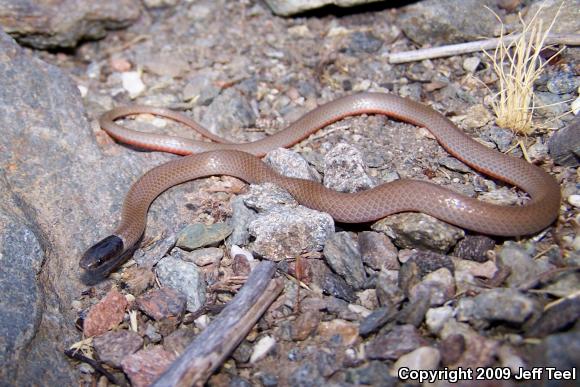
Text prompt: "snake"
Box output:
[[80, 92, 561, 274]]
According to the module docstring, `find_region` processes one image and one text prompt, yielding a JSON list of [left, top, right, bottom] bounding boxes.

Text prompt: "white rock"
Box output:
[[567, 194, 580, 208], [391, 346, 441, 376], [250, 336, 276, 363], [122, 71, 145, 99], [571, 95, 580, 115], [463, 57, 481, 73], [426, 306, 454, 335]]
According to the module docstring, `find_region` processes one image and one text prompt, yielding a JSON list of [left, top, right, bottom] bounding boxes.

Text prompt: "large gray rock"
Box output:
[[399, 0, 498, 45], [0, 30, 196, 383], [0, 0, 140, 48]]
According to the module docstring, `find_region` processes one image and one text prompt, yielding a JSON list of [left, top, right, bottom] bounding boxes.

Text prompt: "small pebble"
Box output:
[[250, 336, 276, 363], [462, 57, 481, 73], [121, 71, 145, 99], [568, 194, 580, 208], [391, 346, 440, 376]]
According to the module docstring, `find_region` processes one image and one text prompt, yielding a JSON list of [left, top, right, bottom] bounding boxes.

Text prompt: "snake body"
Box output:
[[80, 93, 560, 273]]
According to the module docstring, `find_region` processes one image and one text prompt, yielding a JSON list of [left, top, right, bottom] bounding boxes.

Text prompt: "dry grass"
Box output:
[[485, 1, 563, 135]]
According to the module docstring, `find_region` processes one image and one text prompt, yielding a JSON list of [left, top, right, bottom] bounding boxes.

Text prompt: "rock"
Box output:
[[140, 53, 189, 78], [228, 196, 256, 246], [462, 57, 481, 73], [0, 0, 140, 49], [549, 117, 580, 167], [409, 268, 455, 307], [535, 91, 568, 118], [242, 183, 297, 212], [263, 0, 383, 16], [291, 310, 320, 341], [323, 143, 374, 193], [440, 320, 498, 368], [425, 306, 454, 335], [132, 232, 176, 268], [391, 347, 440, 376], [318, 319, 359, 347], [176, 222, 233, 251], [359, 306, 397, 337], [546, 72, 578, 95], [288, 362, 325, 386], [398, 295, 431, 327], [398, 250, 455, 296], [344, 361, 396, 386], [201, 88, 256, 138], [183, 74, 220, 105], [232, 253, 252, 276], [121, 71, 146, 99], [482, 125, 515, 152], [372, 213, 464, 253], [143, 0, 179, 8], [163, 328, 196, 355], [83, 288, 128, 337], [527, 296, 580, 338], [136, 287, 187, 323], [399, 0, 498, 45], [232, 341, 253, 364], [453, 258, 499, 293], [308, 259, 356, 303], [155, 255, 206, 312], [568, 195, 580, 208], [93, 330, 143, 368], [461, 104, 494, 129], [143, 323, 162, 343], [121, 266, 156, 296], [457, 288, 540, 325], [323, 232, 367, 289], [375, 269, 404, 308], [365, 324, 428, 360], [452, 235, 495, 262], [536, 332, 580, 379], [180, 247, 224, 266], [250, 336, 276, 363], [497, 0, 521, 11], [525, 0, 580, 35], [358, 231, 399, 270], [497, 242, 552, 287], [438, 333, 466, 366], [264, 148, 321, 182], [249, 206, 334, 261], [346, 31, 384, 54], [121, 346, 176, 387]]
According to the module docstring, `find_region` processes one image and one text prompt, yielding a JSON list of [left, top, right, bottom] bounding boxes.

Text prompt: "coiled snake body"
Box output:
[[80, 93, 561, 273]]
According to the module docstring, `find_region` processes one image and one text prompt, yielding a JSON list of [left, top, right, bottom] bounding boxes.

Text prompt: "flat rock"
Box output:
[[372, 213, 464, 253], [136, 287, 187, 322], [264, 148, 321, 182], [93, 330, 144, 368], [121, 346, 176, 387], [366, 324, 428, 360], [457, 288, 540, 325], [0, 0, 140, 49], [399, 0, 498, 45], [83, 288, 128, 337], [176, 222, 233, 251]]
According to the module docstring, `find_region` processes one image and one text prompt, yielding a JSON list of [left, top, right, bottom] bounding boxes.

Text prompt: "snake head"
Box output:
[[80, 235, 124, 272]]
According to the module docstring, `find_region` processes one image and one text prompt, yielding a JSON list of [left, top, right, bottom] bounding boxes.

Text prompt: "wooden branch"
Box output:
[[151, 261, 284, 387], [388, 33, 580, 64]]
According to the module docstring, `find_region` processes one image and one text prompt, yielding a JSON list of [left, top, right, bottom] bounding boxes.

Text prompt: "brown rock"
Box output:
[[291, 310, 320, 341], [452, 235, 495, 262], [163, 328, 196, 356], [358, 231, 399, 270], [93, 330, 143, 368], [318, 319, 359, 347], [137, 287, 187, 322], [121, 346, 176, 387], [366, 324, 428, 360], [84, 288, 128, 337], [439, 334, 466, 366], [121, 266, 155, 296]]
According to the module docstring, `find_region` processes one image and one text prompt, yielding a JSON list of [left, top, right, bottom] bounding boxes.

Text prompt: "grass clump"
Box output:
[[486, 2, 563, 135]]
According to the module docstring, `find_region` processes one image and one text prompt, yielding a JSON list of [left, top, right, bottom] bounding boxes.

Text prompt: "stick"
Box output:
[[388, 33, 580, 64], [151, 261, 284, 387]]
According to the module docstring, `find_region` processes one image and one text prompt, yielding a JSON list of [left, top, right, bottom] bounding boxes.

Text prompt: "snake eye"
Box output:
[[80, 235, 124, 270]]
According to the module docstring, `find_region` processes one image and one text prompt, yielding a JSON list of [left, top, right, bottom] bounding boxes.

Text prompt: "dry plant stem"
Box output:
[[388, 33, 580, 64], [151, 262, 284, 387]]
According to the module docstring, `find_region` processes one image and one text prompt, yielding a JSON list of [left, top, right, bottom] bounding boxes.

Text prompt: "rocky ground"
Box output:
[[0, 0, 579, 386]]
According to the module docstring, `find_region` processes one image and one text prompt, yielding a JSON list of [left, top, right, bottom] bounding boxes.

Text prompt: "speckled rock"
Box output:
[[457, 288, 540, 325], [409, 267, 455, 307], [372, 213, 464, 253], [323, 143, 374, 193], [497, 242, 554, 287], [176, 222, 233, 251], [323, 232, 367, 289], [228, 196, 257, 246], [452, 235, 495, 262], [83, 288, 128, 337], [358, 231, 399, 270], [201, 88, 256, 138], [399, 0, 498, 45], [398, 250, 455, 296], [155, 255, 206, 312], [376, 269, 404, 308], [264, 148, 321, 182], [308, 259, 357, 303], [121, 346, 176, 387], [180, 247, 224, 266]]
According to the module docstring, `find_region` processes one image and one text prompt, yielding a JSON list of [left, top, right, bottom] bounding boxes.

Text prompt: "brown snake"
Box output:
[[80, 92, 561, 274]]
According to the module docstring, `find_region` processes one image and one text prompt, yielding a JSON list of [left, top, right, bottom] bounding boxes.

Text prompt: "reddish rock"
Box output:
[[121, 346, 176, 387], [93, 330, 143, 368], [291, 310, 320, 341], [366, 324, 429, 360], [83, 288, 128, 337], [137, 287, 187, 321]]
